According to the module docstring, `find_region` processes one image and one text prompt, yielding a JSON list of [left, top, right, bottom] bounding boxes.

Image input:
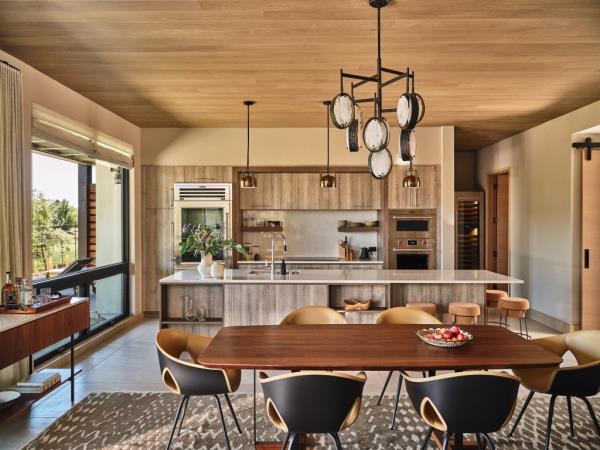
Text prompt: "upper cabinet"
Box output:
[[143, 165, 233, 209], [240, 172, 382, 210], [387, 165, 439, 209]]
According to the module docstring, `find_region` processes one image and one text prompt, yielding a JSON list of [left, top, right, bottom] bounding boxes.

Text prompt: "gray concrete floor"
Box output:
[[0, 316, 562, 450]]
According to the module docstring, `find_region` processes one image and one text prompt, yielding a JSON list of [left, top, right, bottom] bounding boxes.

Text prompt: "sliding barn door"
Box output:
[[582, 154, 600, 329]]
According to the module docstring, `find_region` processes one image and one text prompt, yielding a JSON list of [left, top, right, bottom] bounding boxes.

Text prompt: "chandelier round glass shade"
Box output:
[[363, 116, 390, 152], [330, 93, 355, 129]]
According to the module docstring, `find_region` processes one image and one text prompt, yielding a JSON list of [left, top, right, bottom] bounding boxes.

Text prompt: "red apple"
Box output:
[[456, 333, 466, 342], [450, 326, 461, 335], [433, 333, 443, 340], [442, 331, 453, 340]]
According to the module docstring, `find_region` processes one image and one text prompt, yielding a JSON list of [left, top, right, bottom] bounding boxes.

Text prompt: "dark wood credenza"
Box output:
[[0, 298, 89, 423]]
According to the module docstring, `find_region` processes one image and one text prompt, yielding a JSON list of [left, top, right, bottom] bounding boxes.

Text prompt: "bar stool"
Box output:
[[499, 297, 531, 339], [448, 302, 481, 325], [406, 302, 438, 319], [484, 289, 507, 325]]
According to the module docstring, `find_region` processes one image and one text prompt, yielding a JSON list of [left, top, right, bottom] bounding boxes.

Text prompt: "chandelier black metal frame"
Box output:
[[330, 0, 425, 185]]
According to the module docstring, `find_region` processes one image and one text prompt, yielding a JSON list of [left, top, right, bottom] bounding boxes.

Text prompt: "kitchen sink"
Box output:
[[247, 269, 301, 275]]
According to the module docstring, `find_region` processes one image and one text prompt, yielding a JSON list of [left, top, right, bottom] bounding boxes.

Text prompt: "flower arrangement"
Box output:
[[178, 225, 250, 260]]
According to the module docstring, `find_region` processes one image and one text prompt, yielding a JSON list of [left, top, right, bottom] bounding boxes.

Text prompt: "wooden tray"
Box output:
[[0, 296, 71, 314]]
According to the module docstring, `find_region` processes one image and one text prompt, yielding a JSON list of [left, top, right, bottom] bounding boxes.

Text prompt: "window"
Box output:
[[30, 109, 131, 361]]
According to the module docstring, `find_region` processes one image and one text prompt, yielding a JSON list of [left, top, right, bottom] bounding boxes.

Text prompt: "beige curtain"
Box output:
[[0, 61, 25, 280]]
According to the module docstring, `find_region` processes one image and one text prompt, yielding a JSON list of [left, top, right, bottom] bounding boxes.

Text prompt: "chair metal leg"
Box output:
[[455, 433, 464, 450], [567, 396, 575, 436], [165, 396, 186, 450], [475, 433, 484, 450], [389, 373, 403, 430], [544, 395, 557, 450], [177, 396, 190, 436], [441, 432, 450, 450], [280, 432, 290, 450], [330, 432, 343, 450], [581, 396, 600, 437], [223, 393, 242, 434], [509, 390, 535, 436], [482, 433, 495, 450], [214, 395, 231, 450], [419, 426, 433, 450], [377, 370, 393, 406], [288, 433, 298, 450]]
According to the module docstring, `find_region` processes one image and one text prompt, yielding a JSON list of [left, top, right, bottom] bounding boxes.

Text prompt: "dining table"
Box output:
[[198, 324, 562, 450]]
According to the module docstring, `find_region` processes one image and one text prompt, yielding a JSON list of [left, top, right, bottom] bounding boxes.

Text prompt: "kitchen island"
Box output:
[[159, 269, 522, 334]]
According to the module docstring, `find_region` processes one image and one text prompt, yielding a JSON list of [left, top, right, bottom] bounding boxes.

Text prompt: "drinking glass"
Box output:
[[182, 295, 197, 321]]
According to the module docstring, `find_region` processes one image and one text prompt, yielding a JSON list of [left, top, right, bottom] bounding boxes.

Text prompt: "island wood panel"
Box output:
[[223, 284, 329, 326], [344, 310, 384, 325], [165, 285, 224, 321], [336, 172, 382, 210], [142, 208, 174, 313], [329, 284, 389, 309], [163, 322, 222, 338], [387, 165, 439, 209], [582, 153, 600, 329]]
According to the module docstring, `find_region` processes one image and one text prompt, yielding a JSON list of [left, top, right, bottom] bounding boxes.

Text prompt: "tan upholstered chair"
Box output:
[[510, 330, 600, 449], [376, 307, 441, 429], [259, 371, 367, 450], [279, 306, 348, 325], [156, 329, 242, 450]]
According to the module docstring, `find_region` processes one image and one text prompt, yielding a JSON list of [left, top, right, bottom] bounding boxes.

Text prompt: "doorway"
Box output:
[[582, 150, 600, 329], [487, 171, 510, 291]]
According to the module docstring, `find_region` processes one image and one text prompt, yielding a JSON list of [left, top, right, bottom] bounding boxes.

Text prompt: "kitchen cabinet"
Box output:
[[336, 172, 382, 209], [143, 165, 232, 208], [387, 165, 439, 209], [239, 172, 283, 209]]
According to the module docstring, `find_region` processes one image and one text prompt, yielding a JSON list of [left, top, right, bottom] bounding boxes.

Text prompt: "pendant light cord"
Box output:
[[246, 103, 250, 170], [326, 102, 330, 173]]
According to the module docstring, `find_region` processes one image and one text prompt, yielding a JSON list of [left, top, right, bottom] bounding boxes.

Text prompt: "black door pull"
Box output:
[[584, 249, 590, 269]]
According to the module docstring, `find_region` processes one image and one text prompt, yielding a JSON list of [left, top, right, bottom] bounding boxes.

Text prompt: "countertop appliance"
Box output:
[[388, 209, 437, 270], [173, 183, 232, 264]]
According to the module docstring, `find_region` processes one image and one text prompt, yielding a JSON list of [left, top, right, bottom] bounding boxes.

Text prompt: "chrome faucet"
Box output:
[[271, 233, 287, 277]]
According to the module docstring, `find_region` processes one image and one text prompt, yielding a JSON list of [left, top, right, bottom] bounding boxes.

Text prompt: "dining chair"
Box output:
[[510, 330, 600, 450], [404, 371, 520, 450], [375, 307, 441, 429], [259, 370, 367, 450], [156, 329, 242, 450], [279, 305, 348, 325]]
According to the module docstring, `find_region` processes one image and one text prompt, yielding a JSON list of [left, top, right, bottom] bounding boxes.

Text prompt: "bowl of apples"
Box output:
[[416, 326, 473, 348]]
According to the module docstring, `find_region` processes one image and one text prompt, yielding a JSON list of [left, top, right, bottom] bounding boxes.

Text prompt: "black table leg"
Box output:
[[70, 334, 75, 403]]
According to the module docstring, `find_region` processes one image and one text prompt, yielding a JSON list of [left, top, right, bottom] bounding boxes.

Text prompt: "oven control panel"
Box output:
[[393, 238, 435, 249]]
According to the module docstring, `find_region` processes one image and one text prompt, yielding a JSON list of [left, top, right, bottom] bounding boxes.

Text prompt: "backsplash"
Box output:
[[241, 210, 378, 259]]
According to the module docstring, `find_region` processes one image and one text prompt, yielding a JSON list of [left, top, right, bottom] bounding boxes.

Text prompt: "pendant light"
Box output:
[[240, 100, 257, 189], [320, 100, 337, 188], [403, 158, 421, 189]]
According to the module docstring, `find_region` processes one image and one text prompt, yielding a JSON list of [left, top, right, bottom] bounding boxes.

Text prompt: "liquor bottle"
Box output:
[[2, 272, 17, 306], [19, 278, 32, 306]]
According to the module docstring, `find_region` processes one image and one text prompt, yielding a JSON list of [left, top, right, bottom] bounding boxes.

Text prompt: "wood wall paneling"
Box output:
[[387, 165, 439, 209], [582, 154, 600, 329]]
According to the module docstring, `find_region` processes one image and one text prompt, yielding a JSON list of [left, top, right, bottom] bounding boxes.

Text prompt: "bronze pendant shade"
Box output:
[[403, 158, 421, 189], [240, 100, 257, 189], [320, 100, 336, 188]]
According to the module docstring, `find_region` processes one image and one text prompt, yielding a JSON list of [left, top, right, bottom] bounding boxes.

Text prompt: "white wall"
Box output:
[[0, 50, 142, 318], [477, 100, 600, 330]]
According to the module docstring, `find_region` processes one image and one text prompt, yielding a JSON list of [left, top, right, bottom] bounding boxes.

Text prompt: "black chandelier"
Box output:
[[330, 0, 425, 184]]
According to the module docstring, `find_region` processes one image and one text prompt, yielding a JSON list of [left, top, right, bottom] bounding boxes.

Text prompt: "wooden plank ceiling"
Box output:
[[1, 0, 599, 150]]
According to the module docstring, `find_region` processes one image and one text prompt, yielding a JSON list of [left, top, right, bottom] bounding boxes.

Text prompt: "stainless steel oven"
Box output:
[[389, 209, 437, 239], [173, 183, 232, 264], [389, 238, 436, 270]]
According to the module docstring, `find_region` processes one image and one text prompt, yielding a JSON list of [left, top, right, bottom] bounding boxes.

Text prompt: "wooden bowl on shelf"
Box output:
[[365, 220, 379, 227], [344, 298, 372, 311]]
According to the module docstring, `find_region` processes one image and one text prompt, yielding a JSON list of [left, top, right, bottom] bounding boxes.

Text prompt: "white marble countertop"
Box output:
[[238, 259, 383, 265], [0, 297, 89, 333], [160, 269, 524, 285]]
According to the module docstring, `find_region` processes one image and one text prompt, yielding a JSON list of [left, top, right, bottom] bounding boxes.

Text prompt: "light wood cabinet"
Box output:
[[239, 172, 283, 209], [387, 165, 439, 209], [336, 172, 382, 209]]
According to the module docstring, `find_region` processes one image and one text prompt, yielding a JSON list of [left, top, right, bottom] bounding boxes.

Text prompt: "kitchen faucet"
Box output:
[[270, 233, 287, 277]]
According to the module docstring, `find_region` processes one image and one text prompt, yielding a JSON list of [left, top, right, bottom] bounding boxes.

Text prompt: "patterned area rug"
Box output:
[[22, 393, 600, 449]]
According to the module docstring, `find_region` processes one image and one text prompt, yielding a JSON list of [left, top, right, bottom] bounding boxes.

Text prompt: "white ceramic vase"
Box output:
[[210, 261, 225, 279], [197, 253, 213, 278]]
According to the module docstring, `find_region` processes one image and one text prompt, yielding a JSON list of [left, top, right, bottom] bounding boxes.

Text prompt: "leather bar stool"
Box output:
[[484, 289, 508, 325], [499, 297, 531, 339], [448, 302, 481, 325], [406, 302, 438, 319]]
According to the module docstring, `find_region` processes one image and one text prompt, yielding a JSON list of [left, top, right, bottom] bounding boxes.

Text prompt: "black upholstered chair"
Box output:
[[510, 330, 600, 450], [404, 371, 520, 450], [156, 329, 242, 450], [259, 371, 367, 449]]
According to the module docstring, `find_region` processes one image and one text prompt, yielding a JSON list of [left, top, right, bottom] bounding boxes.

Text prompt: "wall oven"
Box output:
[[173, 183, 232, 263], [388, 210, 437, 270]]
